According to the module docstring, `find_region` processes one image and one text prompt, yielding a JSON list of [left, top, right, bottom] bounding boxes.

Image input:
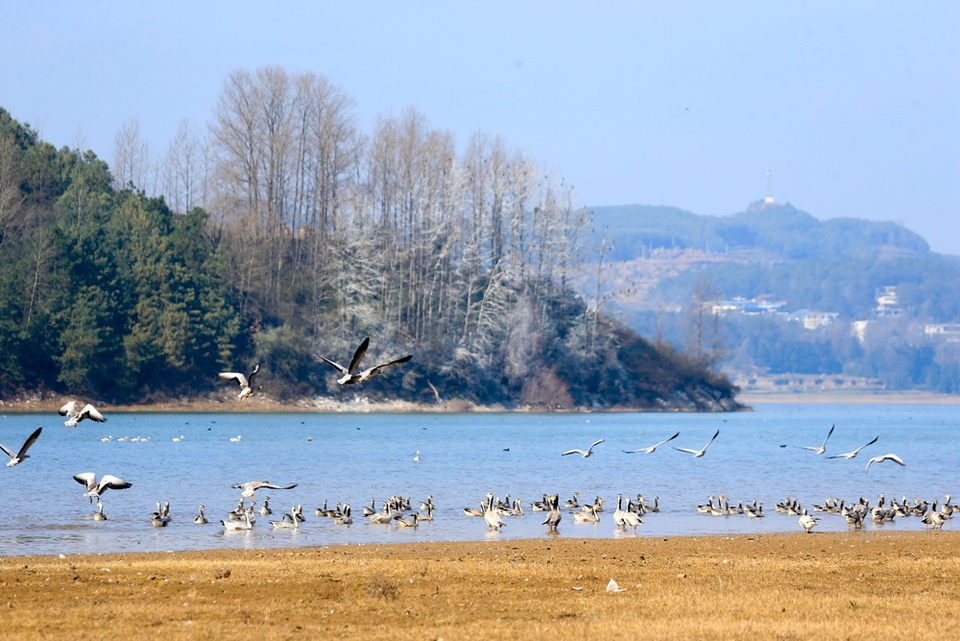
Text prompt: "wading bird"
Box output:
[[218, 364, 261, 400], [317, 337, 412, 386], [0, 426, 42, 467]]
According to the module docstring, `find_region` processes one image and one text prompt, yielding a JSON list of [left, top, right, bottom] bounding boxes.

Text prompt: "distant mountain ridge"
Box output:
[[588, 202, 932, 262]]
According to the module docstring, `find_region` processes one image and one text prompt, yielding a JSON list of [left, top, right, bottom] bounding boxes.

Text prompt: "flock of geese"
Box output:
[[0, 367, 941, 540]]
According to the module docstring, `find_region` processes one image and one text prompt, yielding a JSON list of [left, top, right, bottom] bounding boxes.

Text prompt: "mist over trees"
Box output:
[[0, 67, 739, 410]]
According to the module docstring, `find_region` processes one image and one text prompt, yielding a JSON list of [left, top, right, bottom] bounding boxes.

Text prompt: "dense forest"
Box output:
[[589, 205, 960, 393], [0, 69, 739, 411]]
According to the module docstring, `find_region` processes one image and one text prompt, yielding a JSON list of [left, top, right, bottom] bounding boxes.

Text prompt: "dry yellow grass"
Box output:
[[2, 531, 959, 639]]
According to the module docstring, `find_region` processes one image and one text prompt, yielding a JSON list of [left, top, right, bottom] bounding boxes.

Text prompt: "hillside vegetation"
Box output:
[[0, 84, 739, 411], [587, 203, 960, 393]]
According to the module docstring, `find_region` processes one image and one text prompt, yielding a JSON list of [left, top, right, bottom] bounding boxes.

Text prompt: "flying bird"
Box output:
[[865, 453, 906, 473], [317, 337, 412, 386], [796, 424, 834, 455], [827, 435, 878, 460], [59, 401, 106, 428], [622, 432, 679, 454], [562, 438, 605, 458], [0, 426, 42, 467], [218, 364, 261, 400], [673, 429, 720, 458], [73, 472, 132, 503], [232, 480, 298, 500]]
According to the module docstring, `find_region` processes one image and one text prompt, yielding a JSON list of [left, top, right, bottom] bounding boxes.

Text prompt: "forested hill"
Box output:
[[589, 203, 932, 262], [0, 100, 740, 412]]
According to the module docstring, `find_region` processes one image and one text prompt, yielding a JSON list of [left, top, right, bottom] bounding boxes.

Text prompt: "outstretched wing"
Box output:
[[0, 442, 15, 459], [99, 474, 132, 492], [673, 446, 701, 456], [79, 405, 106, 423], [73, 472, 97, 492], [561, 449, 585, 457], [16, 426, 42, 459], [316, 355, 349, 375], [247, 363, 260, 384], [59, 401, 78, 417], [219, 372, 249, 388], [821, 424, 835, 449], [348, 337, 371, 374]]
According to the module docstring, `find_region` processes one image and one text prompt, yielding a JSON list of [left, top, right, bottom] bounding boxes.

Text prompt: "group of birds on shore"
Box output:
[[779, 492, 954, 533]]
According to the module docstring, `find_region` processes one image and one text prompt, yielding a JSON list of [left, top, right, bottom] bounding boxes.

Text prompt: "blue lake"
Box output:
[[0, 403, 956, 557]]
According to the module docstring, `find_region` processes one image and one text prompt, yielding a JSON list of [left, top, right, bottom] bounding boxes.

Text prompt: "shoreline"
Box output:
[[3, 531, 958, 639], [1, 389, 957, 414]]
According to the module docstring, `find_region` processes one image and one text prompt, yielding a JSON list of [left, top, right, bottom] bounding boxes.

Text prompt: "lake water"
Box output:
[[0, 403, 956, 557]]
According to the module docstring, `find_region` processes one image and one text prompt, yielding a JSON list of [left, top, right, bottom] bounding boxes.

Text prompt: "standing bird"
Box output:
[[59, 401, 106, 428], [562, 439, 605, 458], [799, 509, 819, 534], [622, 431, 679, 454], [673, 429, 720, 458], [542, 494, 562, 531], [865, 453, 906, 473], [0, 426, 42, 467], [317, 337, 413, 386], [218, 364, 261, 400], [73, 472, 132, 503], [796, 424, 835, 455], [827, 436, 879, 460]]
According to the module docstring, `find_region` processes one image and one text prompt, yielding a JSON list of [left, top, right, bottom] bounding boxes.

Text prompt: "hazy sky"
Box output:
[[3, 2, 958, 254]]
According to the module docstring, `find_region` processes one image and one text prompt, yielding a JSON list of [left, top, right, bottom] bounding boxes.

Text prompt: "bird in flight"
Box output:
[[73, 472, 132, 503], [827, 435, 878, 460], [623, 431, 679, 454], [0, 426, 42, 467], [59, 401, 106, 428], [673, 429, 720, 458], [218, 364, 261, 400], [796, 424, 835, 455], [232, 480, 298, 500], [317, 337, 412, 386], [562, 439, 605, 458], [865, 453, 906, 473]]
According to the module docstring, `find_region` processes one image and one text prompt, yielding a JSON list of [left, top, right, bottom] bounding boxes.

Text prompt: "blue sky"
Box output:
[[3, 2, 958, 253]]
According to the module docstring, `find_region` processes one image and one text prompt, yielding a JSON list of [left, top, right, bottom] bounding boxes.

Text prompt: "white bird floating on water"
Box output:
[[622, 431, 679, 454], [827, 435, 878, 460], [0, 426, 42, 467], [865, 453, 906, 473], [317, 337, 413, 386], [73, 472, 132, 503], [229, 435, 242, 442], [562, 439, 605, 458], [673, 429, 720, 458], [796, 424, 834, 455], [59, 401, 106, 428], [218, 364, 261, 400]]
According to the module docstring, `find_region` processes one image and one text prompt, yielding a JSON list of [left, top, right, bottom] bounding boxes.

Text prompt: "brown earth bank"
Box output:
[[2, 532, 958, 640]]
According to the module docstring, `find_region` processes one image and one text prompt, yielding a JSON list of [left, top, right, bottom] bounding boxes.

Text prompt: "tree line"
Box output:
[[0, 67, 739, 410]]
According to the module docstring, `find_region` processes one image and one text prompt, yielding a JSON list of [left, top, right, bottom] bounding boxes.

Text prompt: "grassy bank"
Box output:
[[2, 531, 957, 639]]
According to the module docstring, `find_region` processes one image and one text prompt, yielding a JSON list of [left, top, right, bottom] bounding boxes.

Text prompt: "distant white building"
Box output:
[[925, 324, 960, 343], [787, 309, 839, 330], [712, 297, 786, 316], [876, 285, 901, 316]]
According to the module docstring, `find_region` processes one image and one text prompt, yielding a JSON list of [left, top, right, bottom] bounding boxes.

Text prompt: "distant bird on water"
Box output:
[[59, 401, 106, 428], [0, 426, 42, 467], [622, 432, 679, 454], [673, 429, 720, 458], [562, 439, 605, 458], [796, 424, 835, 455], [827, 435, 878, 460], [865, 453, 906, 473], [316, 337, 412, 386], [218, 364, 261, 400]]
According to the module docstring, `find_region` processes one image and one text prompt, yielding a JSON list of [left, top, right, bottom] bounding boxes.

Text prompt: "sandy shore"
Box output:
[[3, 531, 958, 640]]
